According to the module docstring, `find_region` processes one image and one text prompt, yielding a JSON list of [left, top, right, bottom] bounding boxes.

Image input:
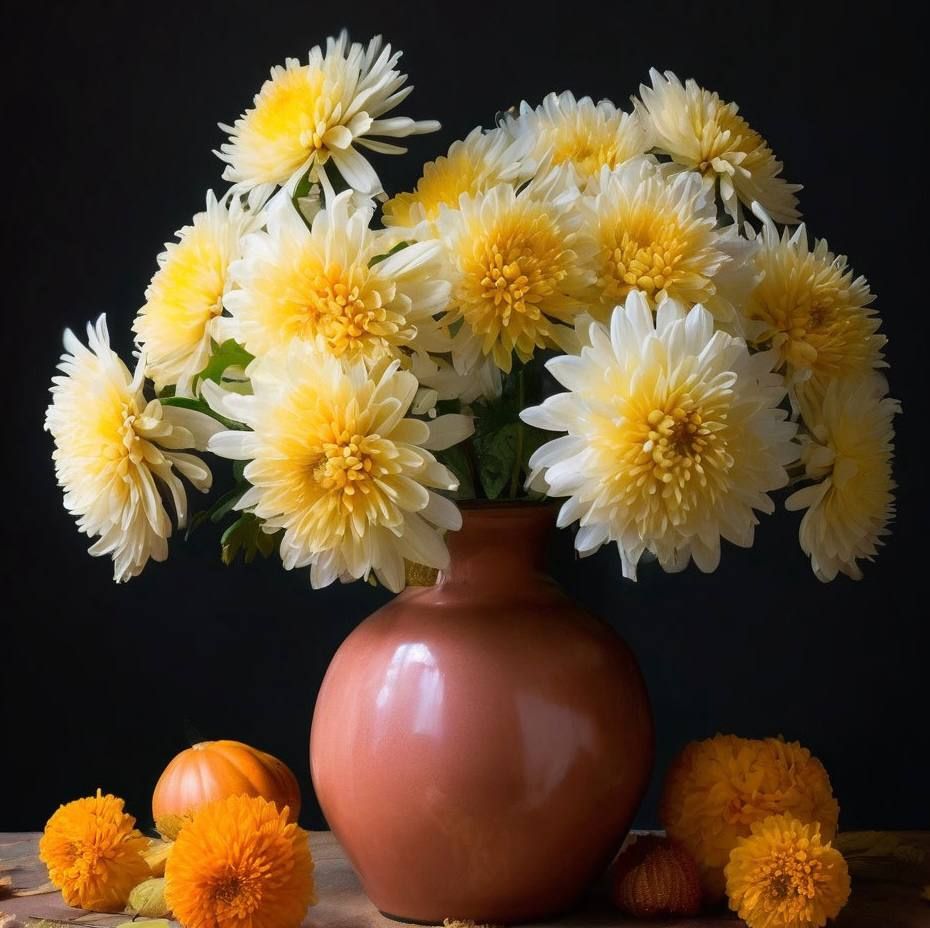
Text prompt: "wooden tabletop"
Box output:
[[1, 832, 927, 928]]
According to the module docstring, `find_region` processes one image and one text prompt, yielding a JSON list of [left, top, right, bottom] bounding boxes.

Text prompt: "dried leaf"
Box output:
[[1, 874, 12, 898], [127, 878, 170, 918], [143, 839, 172, 877], [11, 880, 57, 897], [835, 830, 930, 885]]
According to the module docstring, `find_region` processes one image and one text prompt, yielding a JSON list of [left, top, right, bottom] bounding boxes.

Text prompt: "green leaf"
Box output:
[[160, 394, 244, 431], [475, 421, 519, 500], [198, 339, 254, 386], [209, 487, 244, 524], [221, 513, 280, 565], [437, 444, 475, 500], [370, 240, 410, 266]]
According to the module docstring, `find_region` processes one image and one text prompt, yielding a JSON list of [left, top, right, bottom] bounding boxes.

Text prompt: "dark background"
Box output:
[[2, 2, 926, 833]]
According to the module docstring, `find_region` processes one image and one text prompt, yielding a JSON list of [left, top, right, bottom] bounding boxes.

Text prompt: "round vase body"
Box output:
[[310, 505, 654, 924]]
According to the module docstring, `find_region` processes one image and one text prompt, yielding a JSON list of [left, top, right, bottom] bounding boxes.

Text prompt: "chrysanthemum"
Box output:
[[745, 223, 885, 403], [522, 295, 797, 578], [204, 339, 472, 592], [382, 126, 526, 229], [217, 32, 439, 202], [637, 69, 801, 223], [45, 316, 218, 582], [660, 735, 840, 900], [504, 90, 652, 187], [577, 159, 757, 325], [436, 173, 594, 374], [165, 794, 315, 928], [787, 376, 898, 581], [225, 191, 450, 366], [39, 790, 150, 911], [133, 192, 261, 395], [725, 814, 850, 928]]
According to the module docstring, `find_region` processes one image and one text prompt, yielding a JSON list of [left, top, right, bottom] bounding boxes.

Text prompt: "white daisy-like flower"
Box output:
[[787, 376, 898, 581], [133, 191, 262, 395], [504, 90, 652, 187], [217, 32, 439, 203], [577, 159, 757, 327], [521, 293, 798, 578], [745, 221, 885, 404], [382, 126, 528, 230], [637, 69, 801, 223], [203, 340, 473, 592], [45, 316, 220, 582], [436, 170, 595, 374], [224, 190, 451, 365]]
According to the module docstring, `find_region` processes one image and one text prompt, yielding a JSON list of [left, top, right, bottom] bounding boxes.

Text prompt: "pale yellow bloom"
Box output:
[[577, 159, 757, 326], [133, 191, 261, 395], [218, 32, 439, 203], [787, 376, 898, 581], [725, 814, 850, 928], [745, 222, 885, 404], [522, 295, 798, 578], [505, 90, 652, 186], [382, 126, 526, 229], [637, 69, 801, 223], [436, 172, 594, 374], [204, 339, 472, 592], [225, 191, 450, 365], [45, 316, 218, 581]]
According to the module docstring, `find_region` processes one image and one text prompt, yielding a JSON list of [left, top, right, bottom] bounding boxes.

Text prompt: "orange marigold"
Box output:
[[39, 789, 150, 911], [164, 794, 316, 928], [660, 735, 839, 900], [725, 813, 850, 928]]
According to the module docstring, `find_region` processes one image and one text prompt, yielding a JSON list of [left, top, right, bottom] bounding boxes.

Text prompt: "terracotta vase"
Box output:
[[310, 503, 654, 925]]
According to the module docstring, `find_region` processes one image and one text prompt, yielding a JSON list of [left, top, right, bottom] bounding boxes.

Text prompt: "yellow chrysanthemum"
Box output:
[[660, 735, 840, 900], [437, 174, 594, 374], [45, 316, 218, 582], [225, 191, 450, 366], [577, 159, 756, 325], [746, 223, 885, 404], [39, 790, 150, 911], [165, 794, 316, 928], [218, 32, 439, 203], [382, 126, 525, 229], [133, 192, 261, 395], [522, 296, 797, 579], [787, 376, 898, 581], [637, 69, 801, 223], [204, 339, 472, 592], [725, 814, 850, 928], [505, 90, 652, 186]]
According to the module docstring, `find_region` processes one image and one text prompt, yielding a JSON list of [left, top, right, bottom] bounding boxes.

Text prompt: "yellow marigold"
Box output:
[[725, 814, 850, 928], [660, 735, 839, 900], [165, 794, 315, 928], [39, 789, 150, 911]]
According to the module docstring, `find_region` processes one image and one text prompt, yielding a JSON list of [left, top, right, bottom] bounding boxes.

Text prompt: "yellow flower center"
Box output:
[[761, 847, 822, 908], [641, 405, 716, 489], [385, 150, 485, 225], [692, 99, 767, 173], [551, 124, 624, 179], [313, 430, 377, 496], [256, 67, 336, 156], [212, 873, 261, 915]]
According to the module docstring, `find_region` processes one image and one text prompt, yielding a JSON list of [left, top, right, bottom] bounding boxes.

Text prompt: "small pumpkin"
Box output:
[[152, 740, 301, 838], [609, 835, 702, 917]]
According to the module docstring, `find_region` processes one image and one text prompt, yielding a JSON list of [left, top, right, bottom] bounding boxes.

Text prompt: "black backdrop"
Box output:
[[2, 1, 926, 833]]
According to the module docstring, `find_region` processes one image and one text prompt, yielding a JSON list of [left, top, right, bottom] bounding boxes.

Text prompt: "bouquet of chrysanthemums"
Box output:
[[46, 32, 898, 589]]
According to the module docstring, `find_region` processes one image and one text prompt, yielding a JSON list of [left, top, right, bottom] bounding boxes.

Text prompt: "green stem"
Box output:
[[509, 368, 526, 499]]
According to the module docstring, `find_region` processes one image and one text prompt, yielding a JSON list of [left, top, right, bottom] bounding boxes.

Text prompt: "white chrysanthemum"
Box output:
[[637, 69, 801, 223], [436, 171, 594, 374], [522, 294, 798, 578], [203, 341, 473, 592], [382, 126, 528, 229], [224, 190, 450, 365], [787, 377, 898, 581], [133, 192, 262, 395], [45, 316, 220, 582], [577, 159, 757, 326], [217, 32, 439, 202], [504, 90, 652, 187], [745, 221, 885, 403]]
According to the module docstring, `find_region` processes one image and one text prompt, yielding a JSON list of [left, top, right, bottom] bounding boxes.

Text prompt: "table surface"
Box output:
[[1, 831, 927, 928]]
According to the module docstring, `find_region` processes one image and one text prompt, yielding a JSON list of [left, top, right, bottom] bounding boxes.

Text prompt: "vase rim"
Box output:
[[455, 499, 558, 512]]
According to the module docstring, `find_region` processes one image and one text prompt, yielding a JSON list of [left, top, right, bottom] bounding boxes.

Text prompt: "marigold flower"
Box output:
[[725, 813, 850, 928], [660, 734, 839, 899], [165, 794, 316, 928], [39, 790, 150, 911]]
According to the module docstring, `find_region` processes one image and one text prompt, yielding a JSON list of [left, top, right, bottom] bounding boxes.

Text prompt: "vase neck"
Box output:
[[439, 504, 556, 590]]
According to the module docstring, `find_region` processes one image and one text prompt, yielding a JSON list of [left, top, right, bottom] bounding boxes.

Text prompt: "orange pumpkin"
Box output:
[[152, 740, 301, 838]]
